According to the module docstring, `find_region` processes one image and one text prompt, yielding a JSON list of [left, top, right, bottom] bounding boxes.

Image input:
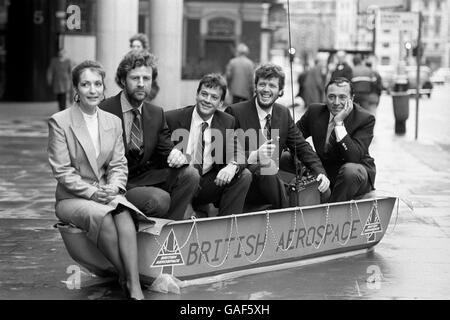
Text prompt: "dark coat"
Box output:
[[225, 98, 326, 177], [99, 93, 174, 188], [297, 103, 376, 187]]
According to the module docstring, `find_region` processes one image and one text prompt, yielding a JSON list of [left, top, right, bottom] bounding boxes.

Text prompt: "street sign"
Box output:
[[358, 0, 409, 13], [380, 12, 419, 31]]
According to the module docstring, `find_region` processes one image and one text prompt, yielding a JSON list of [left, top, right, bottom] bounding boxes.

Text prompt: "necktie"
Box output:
[[129, 108, 143, 154], [263, 114, 272, 140], [193, 121, 208, 175], [324, 119, 336, 153]]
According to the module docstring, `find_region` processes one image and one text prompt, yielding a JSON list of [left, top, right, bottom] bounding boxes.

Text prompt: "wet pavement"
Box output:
[[1, 86, 450, 300]]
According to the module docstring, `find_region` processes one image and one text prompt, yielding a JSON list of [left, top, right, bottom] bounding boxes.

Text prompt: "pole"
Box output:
[[415, 12, 422, 140]]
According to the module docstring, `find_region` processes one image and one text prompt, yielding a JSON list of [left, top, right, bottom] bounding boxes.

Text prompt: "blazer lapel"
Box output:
[[70, 106, 99, 176], [248, 100, 262, 130], [271, 104, 281, 139], [181, 106, 195, 130]]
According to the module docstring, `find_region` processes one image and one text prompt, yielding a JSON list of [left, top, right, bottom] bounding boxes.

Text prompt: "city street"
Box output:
[[0, 85, 450, 300]]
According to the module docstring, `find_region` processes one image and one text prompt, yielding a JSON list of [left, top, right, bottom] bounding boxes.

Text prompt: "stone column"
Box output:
[[148, 0, 184, 109], [96, 0, 139, 97], [260, 3, 271, 64]]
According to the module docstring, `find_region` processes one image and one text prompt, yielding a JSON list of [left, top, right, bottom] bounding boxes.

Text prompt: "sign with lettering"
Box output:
[[208, 17, 235, 37], [380, 12, 419, 31]]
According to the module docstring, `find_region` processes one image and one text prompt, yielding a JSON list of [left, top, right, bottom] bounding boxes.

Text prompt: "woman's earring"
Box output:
[[73, 93, 80, 103]]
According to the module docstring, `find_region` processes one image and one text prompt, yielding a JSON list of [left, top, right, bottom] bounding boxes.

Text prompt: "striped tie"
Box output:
[[324, 119, 336, 153], [263, 114, 271, 140], [129, 108, 143, 154], [193, 121, 208, 175]]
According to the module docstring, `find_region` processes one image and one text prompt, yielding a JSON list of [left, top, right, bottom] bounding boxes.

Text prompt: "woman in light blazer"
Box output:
[[48, 60, 145, 300]]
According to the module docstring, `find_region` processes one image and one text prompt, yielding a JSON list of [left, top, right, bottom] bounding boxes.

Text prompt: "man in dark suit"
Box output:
[[226, 63, 330, 209], [297, 77, 376, 202], [100, 50, 199, 220], [166, 74, 251, 216]]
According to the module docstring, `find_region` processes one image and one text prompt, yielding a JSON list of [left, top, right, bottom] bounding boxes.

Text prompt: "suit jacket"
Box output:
[[48, 105, 127, 201], [225, 99, 326, 177], [297, 103, 376, 187], [99, 93, 174, 188], [165, 105, 246, 173]]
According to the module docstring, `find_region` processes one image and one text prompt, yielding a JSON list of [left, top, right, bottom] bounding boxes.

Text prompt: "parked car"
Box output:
[[430, 67, 450, 85]]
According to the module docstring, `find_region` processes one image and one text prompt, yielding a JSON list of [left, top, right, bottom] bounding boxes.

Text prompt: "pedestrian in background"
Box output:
[[129, 33, 149, 51], [351, 55, 375, 113], [225, 43, 254, 104], [48, 60, 146, 300], [365, 60, 383, 116], [47, 48, 72, 111], [331, 50, 353, 81], [300, 54, 328, 108]]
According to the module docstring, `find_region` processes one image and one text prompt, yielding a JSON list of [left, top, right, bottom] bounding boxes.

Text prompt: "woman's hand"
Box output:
[[91, 185, 119, 203]]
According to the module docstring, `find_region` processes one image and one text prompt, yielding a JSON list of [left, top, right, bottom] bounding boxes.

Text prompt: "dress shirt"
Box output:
[[81, 109, 100, 158]]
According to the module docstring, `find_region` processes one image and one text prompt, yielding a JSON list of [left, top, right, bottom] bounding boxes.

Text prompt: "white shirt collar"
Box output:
[[255, 98, 273, 122], [120, 91, 143, 114], [192, 106, 213, 128]]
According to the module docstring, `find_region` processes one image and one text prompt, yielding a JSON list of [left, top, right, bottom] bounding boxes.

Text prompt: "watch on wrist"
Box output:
[[229, 161, 240, 173]]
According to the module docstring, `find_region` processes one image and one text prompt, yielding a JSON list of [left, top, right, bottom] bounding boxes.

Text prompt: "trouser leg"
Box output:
[[329, 163, 371, 202], [163, 166, 200, 220]]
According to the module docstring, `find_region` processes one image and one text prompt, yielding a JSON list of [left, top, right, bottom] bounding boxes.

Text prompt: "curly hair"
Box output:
[[254, 63, 285, 92], [115, 50, 159, 99], [129, 33, 149, 50], [196, 73, 227, 101]]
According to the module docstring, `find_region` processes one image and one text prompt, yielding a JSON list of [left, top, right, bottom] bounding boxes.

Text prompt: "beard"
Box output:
[[125, 87, 149, 107], [256, 93, 277, 109]]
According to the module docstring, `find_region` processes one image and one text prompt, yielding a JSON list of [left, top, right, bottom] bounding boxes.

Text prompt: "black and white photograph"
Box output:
[[0, 0, 449, 306]]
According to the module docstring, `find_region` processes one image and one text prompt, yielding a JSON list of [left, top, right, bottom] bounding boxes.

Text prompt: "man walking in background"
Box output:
[[226, 43, 254, 104]]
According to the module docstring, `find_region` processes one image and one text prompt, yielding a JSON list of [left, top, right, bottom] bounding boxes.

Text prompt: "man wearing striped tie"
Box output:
[[226, 63, 330, 210], [165, 74, 252, 217], [100, 50, 199, 220], [296, 77, 376, 202]]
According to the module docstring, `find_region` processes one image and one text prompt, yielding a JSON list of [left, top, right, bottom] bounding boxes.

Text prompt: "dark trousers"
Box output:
[[126, 166, 200, 220], [245, 168, 289, 210], [56, 93, 66, 111], [329, 163, 372, 202], [193, 168, 252, 216]]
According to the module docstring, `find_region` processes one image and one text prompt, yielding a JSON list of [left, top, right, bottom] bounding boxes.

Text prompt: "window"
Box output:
[[382, 42, 390, 48], [435, 16, 441, 35], [422, 16, 429, 36], [435, 43, 440, 50], [436, 0, 442, 10], [381, 56, 391, 65]]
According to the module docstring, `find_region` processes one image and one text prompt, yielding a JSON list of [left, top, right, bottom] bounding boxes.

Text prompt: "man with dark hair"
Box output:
[[226, 63, 330, 209], [166, 74, 251, 216], [100, 50, 199, 220], [297, 77, 376, 202]]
